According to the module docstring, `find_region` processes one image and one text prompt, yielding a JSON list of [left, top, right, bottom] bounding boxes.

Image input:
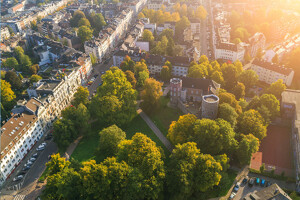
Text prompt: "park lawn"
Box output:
[[149, 97, 182, 136], [72, 114, 171, 163]]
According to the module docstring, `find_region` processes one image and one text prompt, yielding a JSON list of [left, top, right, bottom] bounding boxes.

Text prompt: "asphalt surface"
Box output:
[[200, 0, 213, 60]]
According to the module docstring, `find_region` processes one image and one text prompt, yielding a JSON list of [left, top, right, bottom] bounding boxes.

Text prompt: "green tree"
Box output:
[[78, 26, 93, 42], [120, 56, 135, 72], [90, 67, 137, 126], [142, 29, 154, 42], [238, 70, 259, 90], [168, 142, 222, 199], [233, 82, 245, 100], [137, 70, 149, 87], [222, 64, 238, 90], [237, 109, 267, 140], [4, 71, 22, 90], [29, 64, 39, 74], [192, 118, 237, 155], [219, 92, 242, 114], [218, 103, 238, 128], [187, 64, 208, 78], [47, 153, 71, 176], [140, 78, 163, 114], [167, 114, 197, 145], [267, 79, 286, 99], [199, 55, 209, 64], [72, 86, 89, 106], [89, 12, 106, 35], [211, 71, 224, 85], [175, 16, 190, 40], [244, 52, 252, 63], [195, 5, 207, 19], [1, 80, 16, 107], [260, 163, 265, 173], [125, 70, 137, 88], [20, 55, 32, 69], [78, 18, 91, 27], [236, 134, 260, 165], [160, 65, 171, 82], [90, 53, 97, 65], [96, 125, 126, 158], [70, 10, 86, 27], [4, 57, 19, 69], [258, 94, 280, 120], [117, 133, 165, 200], [53, 118, 77, 149], [30, 20, 38, 31], [14, 46, 24, 61], [29, 74, 42, 83]]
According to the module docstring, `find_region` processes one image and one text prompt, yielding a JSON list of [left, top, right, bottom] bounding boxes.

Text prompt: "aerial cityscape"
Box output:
[[0, 0, 300, 199]]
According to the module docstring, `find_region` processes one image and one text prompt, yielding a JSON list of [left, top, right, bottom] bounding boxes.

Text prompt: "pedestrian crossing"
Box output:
[[13, 195, 26, 200]]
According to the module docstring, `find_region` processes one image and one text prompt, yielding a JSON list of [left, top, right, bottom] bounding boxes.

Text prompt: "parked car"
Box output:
[[233, 182, 240, 192], [27, 161, 33, 166], [41, 142, 46, 146], [37, 146, 45, 151], [45, 134, 52, 140], [32, 153, 38, 158], [228, 192, 236, 199], [22, 166, 30, 171], [30, 157, 36, 162], [260, 179, 265, 186], [101, 71, 105, 74], [90, 77, 95, 82], [255, 178, 260, 185], [248, 178, 255, 187], [242, 178, 248, 184], [17, 171, 26, 176], [13, 175, 23, 182], [266, 181, 271, 187]]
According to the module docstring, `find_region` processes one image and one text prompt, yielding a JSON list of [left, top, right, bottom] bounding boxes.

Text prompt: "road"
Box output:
[[200, 0, 213, 60]]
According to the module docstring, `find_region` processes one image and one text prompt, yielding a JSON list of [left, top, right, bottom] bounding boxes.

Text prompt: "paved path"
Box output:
[[137, 109, 173, 152]]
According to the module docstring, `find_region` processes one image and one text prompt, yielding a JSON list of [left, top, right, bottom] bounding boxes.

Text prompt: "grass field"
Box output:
[[71, 113, 170, 163], [149, 97, 182, 136]]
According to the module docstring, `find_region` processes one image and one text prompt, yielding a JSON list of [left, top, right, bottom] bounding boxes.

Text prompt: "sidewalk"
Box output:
[[137, 109, 174, 152]]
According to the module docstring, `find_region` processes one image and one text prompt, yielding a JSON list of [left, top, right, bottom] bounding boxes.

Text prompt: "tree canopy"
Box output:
[[72, 86, 89, 106], [140, 78, 163, 114]]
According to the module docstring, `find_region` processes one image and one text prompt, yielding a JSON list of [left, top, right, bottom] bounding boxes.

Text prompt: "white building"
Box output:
[[215, 43, 245, 62], [190, 19, 201, 35], [251, 59, 294, 86], [0, 27, 11, 41], [147, 0, 162, 10], [248, 32, 266, 58]]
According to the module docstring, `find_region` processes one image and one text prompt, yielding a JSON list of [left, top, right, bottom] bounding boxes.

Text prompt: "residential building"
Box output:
[[248, 32, 266, 57], [147, 0, 162, 10], [0, 27, 11, 41], [190, 18, 201, 35], [8, 1, 25, 14], [243, 184, 292, 200], [251, 59, 294, 86], [281, 90, 300, 192], [215, 43, 245, 62]]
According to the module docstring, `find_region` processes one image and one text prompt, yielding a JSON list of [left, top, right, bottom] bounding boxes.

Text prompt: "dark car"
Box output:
[[17, 171, 26, 176], [242, 178, 248, 184], [32, 153, 39, 158], [255, 178, 260, 185], [266, 181, 271, 187], [233, 183, 240, 193], [248, 178, 255, 187], [45, 134, 52, 140], [22, 166, 30, 171]]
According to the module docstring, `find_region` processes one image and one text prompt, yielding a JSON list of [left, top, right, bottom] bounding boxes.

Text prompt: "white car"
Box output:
[[37, 146, 45, 151], [90, 77, 95, 82], [30, 157, 36, 162], [229, 192, 236, 199], [13, 175, 23, 182]]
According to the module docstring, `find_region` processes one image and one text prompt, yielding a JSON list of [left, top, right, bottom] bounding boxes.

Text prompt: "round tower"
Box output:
[[170, 78, 182, 105], [201, 94, 219, 119]]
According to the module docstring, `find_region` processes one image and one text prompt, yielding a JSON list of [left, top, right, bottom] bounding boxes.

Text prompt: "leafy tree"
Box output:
[[238, 70, 258, 90], [140, 78, 163, 114], [187, 64, 208, 78], [192, 118, 237, 155], [29, 64, 39, 74], [14, 46, 24, 61], [160, 65, 171, 82], [70, 10, 86, 27], [236, 134, 260, 165], [30, 20, 38, 31], [47, 153, 71, 176], [219, 92, 242, 114], [211, 71, 224, 85], [142, 29, 154, 42], [4, 57, 19, 69], [88, 12, 106, 36], [90, 53, 97, 65], [195, 5, 207, 19], [29, 74, 42, 83], [96, 125, 126, 158], [138, 12, 145, 19], [137, 71, 149, 87], [167, 114, 197, 145], [78, 18, 91, 27], [258, 94, 280, 120], [53, 118, 77, 149], [166, 37, 175, 56], [1, 80, 16, 107], [125, 70, 136, 88], [117, 133, 165, 200], [80, 158, 131, 200], [233, 38, 242, 44], [90, 67, 137, 126], [214, 154, 230, 172], [199, 55, 209, 64], [175, 16, 190, 40], [134, 61, 148, 76], [237, 109, 267, 140], [168, 142, 222, 199], [4, 71, 22, 90], [267, 79, 286, 98], [78, 26, 93, 42], [233, 82, 245, 100], [20, 55, 32, 69], [288, 47, 300, 78], [260, 163, 265, 173], [218, 103, 238, 128], [72, 86, 89, 106], [158, 28, 174, 40], [120, 56, 135, 72], [7, 26, 14, 36], [222, 64, 238, 90]]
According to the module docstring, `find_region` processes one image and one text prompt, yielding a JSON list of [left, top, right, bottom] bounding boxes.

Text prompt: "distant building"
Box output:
[[281, 90, 300, 192], [190, 18, 201, 35], [251, 59, 294, 86], [8, 1, 25, 14], [147, 0, 162, 10], [215, 42, 245, 62], [248, 32, 266, 58], [243, 183, 292, 200], [0, 27, 11, 41]]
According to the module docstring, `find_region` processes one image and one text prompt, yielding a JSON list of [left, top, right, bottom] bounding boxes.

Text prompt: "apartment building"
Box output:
[[190, 19, 201, 35], [8, 1, 25, 14], [251, 59, 294, 86], [147, 0, 163, 10], [0, 27, 11, 41], [248, 32, 266, 58], [215, 43, 245, 62], [0, 99, 44, 186]]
